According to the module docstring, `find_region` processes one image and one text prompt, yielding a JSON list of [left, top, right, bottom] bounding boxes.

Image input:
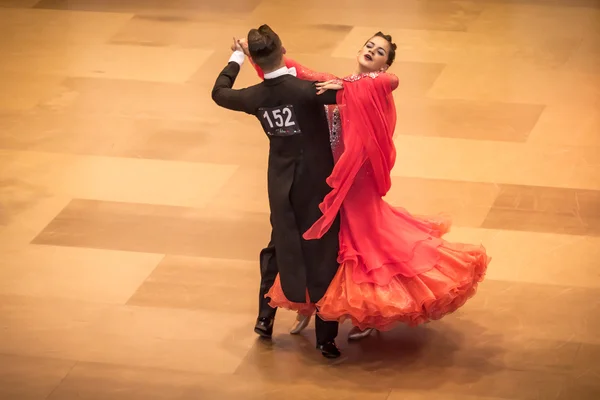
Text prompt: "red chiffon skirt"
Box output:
[[265, 178, 490, 331]]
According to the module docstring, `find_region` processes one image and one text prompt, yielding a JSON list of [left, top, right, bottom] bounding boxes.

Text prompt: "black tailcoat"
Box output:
[[212, 62, 340, 303]]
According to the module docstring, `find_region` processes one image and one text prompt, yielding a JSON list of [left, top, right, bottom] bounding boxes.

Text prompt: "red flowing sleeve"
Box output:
[[249, 57, 338, 82], [303, 72, 399, 240]]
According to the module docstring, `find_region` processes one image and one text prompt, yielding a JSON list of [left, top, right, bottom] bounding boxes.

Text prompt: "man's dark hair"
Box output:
[[247, 24, 284, 71], [371, 31, 397, 66]]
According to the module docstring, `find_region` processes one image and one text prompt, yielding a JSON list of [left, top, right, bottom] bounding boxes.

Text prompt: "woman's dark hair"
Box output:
[[371, 31, 397, 66], [247, 24, 283, 71]]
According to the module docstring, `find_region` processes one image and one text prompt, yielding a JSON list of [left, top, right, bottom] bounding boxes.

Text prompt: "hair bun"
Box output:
[[247, 29, 272, 53]]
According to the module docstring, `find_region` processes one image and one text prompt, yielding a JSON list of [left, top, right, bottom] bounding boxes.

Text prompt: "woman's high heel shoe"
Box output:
[[290, 313, 311, 334], [348, 326, 375, 340]]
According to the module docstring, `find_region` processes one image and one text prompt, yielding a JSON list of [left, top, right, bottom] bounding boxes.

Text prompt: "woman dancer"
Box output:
[[243, 32, 490, 340]]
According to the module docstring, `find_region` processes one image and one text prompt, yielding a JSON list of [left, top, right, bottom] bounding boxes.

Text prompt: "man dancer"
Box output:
[[211, 25, 341, 358]]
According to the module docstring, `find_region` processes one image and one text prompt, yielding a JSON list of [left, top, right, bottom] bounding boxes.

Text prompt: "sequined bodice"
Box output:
[[325, 105, 343, 160], [343, 72, 381, 82], [326, 72, 382, 160]]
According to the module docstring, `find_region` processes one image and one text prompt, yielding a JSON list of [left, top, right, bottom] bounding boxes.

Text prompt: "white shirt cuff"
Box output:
[[229, 50, 245, 66]]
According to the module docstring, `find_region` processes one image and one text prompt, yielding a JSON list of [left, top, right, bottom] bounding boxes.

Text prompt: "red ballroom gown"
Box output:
[[252, 58, 490, 331]]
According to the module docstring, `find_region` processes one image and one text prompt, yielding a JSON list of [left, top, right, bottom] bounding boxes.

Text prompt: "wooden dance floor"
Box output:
[[1, 0, 599, 399]]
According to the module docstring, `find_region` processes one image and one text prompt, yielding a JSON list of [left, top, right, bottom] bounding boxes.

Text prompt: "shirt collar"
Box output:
[[264, 66, 297, 79]]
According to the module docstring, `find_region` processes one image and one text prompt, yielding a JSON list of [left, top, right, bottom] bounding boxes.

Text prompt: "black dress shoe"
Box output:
[[254, 317, 274, 338], [316, 341, 341, 359]]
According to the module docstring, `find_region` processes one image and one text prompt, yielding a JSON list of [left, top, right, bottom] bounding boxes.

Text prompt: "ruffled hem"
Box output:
[[266, 242, 489, 331], [318, 243, 489, 331]]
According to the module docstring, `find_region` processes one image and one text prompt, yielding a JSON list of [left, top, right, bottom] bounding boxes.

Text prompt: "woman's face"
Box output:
[[357, 35, 391, 72]]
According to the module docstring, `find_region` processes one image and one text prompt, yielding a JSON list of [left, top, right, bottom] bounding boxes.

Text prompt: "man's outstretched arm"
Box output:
[[211, 50, 253, 113]]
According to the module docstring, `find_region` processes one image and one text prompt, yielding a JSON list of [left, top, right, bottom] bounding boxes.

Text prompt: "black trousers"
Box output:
[[315, 315, 338, 344], [258, 236, 278, 320], [258, 232, 339, 344]]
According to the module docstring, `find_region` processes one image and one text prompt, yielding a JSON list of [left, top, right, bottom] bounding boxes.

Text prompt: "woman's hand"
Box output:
[[316, 80, 343, 95]]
